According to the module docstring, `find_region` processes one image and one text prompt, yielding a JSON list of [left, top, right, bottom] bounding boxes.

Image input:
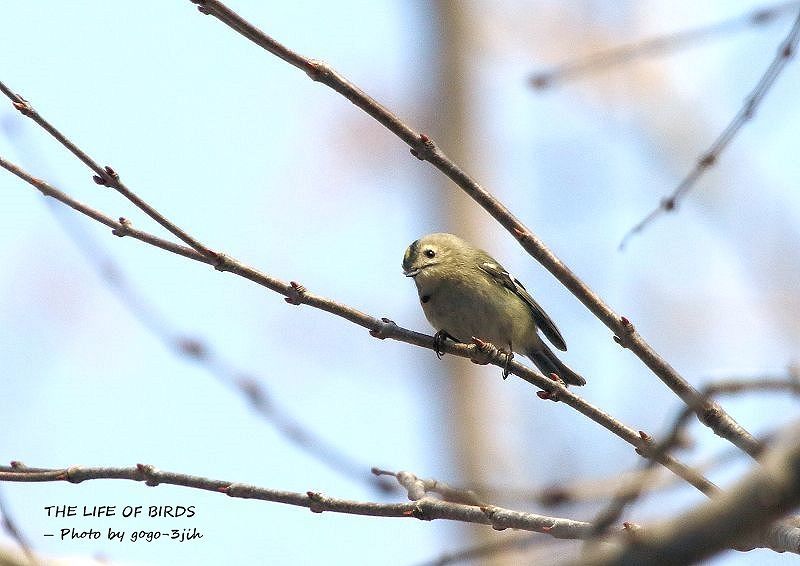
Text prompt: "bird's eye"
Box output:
[[424, 249, 436, 258]]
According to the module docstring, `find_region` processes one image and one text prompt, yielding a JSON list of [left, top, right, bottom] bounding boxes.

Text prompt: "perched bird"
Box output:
[[402, 233, 585, 386]]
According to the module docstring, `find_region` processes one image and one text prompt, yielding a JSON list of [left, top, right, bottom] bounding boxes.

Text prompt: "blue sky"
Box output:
[[1, 2, 799, 565]]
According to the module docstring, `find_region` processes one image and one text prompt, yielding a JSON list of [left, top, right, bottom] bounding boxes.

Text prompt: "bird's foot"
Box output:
[[469, 337, 494, 365], [536, 373, 565, 402], [433, 330, 456, 359], [501, 349, 514, 380]]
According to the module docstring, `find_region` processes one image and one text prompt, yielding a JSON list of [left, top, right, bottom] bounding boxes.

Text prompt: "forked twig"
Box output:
[[585, 372, 800, 548], [574, 425, 800, 563], [4, 131, 394, 492], [186, 0, 763, 468], [0, 152, 714, 497], [0, 81, 219, 262]]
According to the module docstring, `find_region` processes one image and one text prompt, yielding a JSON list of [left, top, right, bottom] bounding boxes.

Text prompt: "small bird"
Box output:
[[402, 233, 585, 386]]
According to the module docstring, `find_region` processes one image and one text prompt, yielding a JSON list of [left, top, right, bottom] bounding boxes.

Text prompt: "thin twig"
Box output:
[[11, 138, 393, 494], [0, 1, 743, 498], [529, 1, 800, 89], [185, 0, 763, 466], [659, 371, 800, 472], [372, 468, 485, 506], [585, 372, 800, 547], [2, 459, 797, 556], [0, 153, 716, 497], [584, 425, 698, 545], [0, 80, 219, 262], [0, 463, 595, 539], [0, 157, 200, 259], [619, 10, 800, 249]]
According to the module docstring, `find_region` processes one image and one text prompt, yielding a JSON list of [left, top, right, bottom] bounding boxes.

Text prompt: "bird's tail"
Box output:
[[526, 342, 586, 386]]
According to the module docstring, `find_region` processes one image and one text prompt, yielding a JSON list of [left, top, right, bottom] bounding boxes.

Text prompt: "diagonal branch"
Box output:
[[585, 372, 800, 552], [0, 153, 715, 497], [8, 130, 395, 493], [479, 413, 794, 509], [573, 425, 800, 564], [620, 10, 800, 248], [185, 0, 763, 462], [653, 371, 800, 480], [0, 80, 219, 262]]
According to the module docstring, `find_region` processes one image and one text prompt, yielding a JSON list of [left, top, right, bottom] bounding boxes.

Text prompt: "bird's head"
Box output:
[[402, 233, 469, 278]]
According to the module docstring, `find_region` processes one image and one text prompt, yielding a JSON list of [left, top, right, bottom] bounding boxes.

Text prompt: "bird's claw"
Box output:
[[501, 350, 514, 379], [433, 330, 448, 359], [537, 373, 565, 402]]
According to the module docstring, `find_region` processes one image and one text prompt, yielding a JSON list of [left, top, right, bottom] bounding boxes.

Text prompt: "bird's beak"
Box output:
[[403, 268, 421, 277]]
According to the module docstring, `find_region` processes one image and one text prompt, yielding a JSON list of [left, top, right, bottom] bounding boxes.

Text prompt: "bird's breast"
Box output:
[[415, 275, 520, 347]]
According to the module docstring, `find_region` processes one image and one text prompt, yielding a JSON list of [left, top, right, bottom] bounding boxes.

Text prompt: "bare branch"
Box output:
[[0, 152, 716, 497], [480, 415, 794, 507], [0, 80, 219, 261], [0, 463, 594, 539], [620, 10, 800, 248], [659, 371, 800, 473], [575, 425, 800, 564], [8, 141, 395, 494], [488, 445, 724, 508], [2, 457, 797, 557], [185, 0, 762, 466], [0, 156, 202, 261], [529, 1, 800, 89], [373, 468, 485, 506], [585, 372, 800, 552]]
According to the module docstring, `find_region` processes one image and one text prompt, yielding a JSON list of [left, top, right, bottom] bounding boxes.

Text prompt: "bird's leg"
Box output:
[[433, 330, 457, 359], [502, 345, 514, 379]]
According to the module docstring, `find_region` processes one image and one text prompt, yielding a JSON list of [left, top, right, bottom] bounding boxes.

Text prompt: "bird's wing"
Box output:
[[479, 261, 567, 351]]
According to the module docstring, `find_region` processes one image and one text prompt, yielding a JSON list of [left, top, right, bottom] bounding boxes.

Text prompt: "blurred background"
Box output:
[[1, 1, 798, 564]]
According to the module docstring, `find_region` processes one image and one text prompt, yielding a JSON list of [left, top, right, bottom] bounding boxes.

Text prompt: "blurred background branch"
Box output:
[[529, 1, 800, 89], [620, 9, 800, 248], [0, 124, 717, 496]]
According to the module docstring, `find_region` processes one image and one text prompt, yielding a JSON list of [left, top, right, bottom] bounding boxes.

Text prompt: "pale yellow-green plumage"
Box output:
[[403, 233, 585, 386]]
